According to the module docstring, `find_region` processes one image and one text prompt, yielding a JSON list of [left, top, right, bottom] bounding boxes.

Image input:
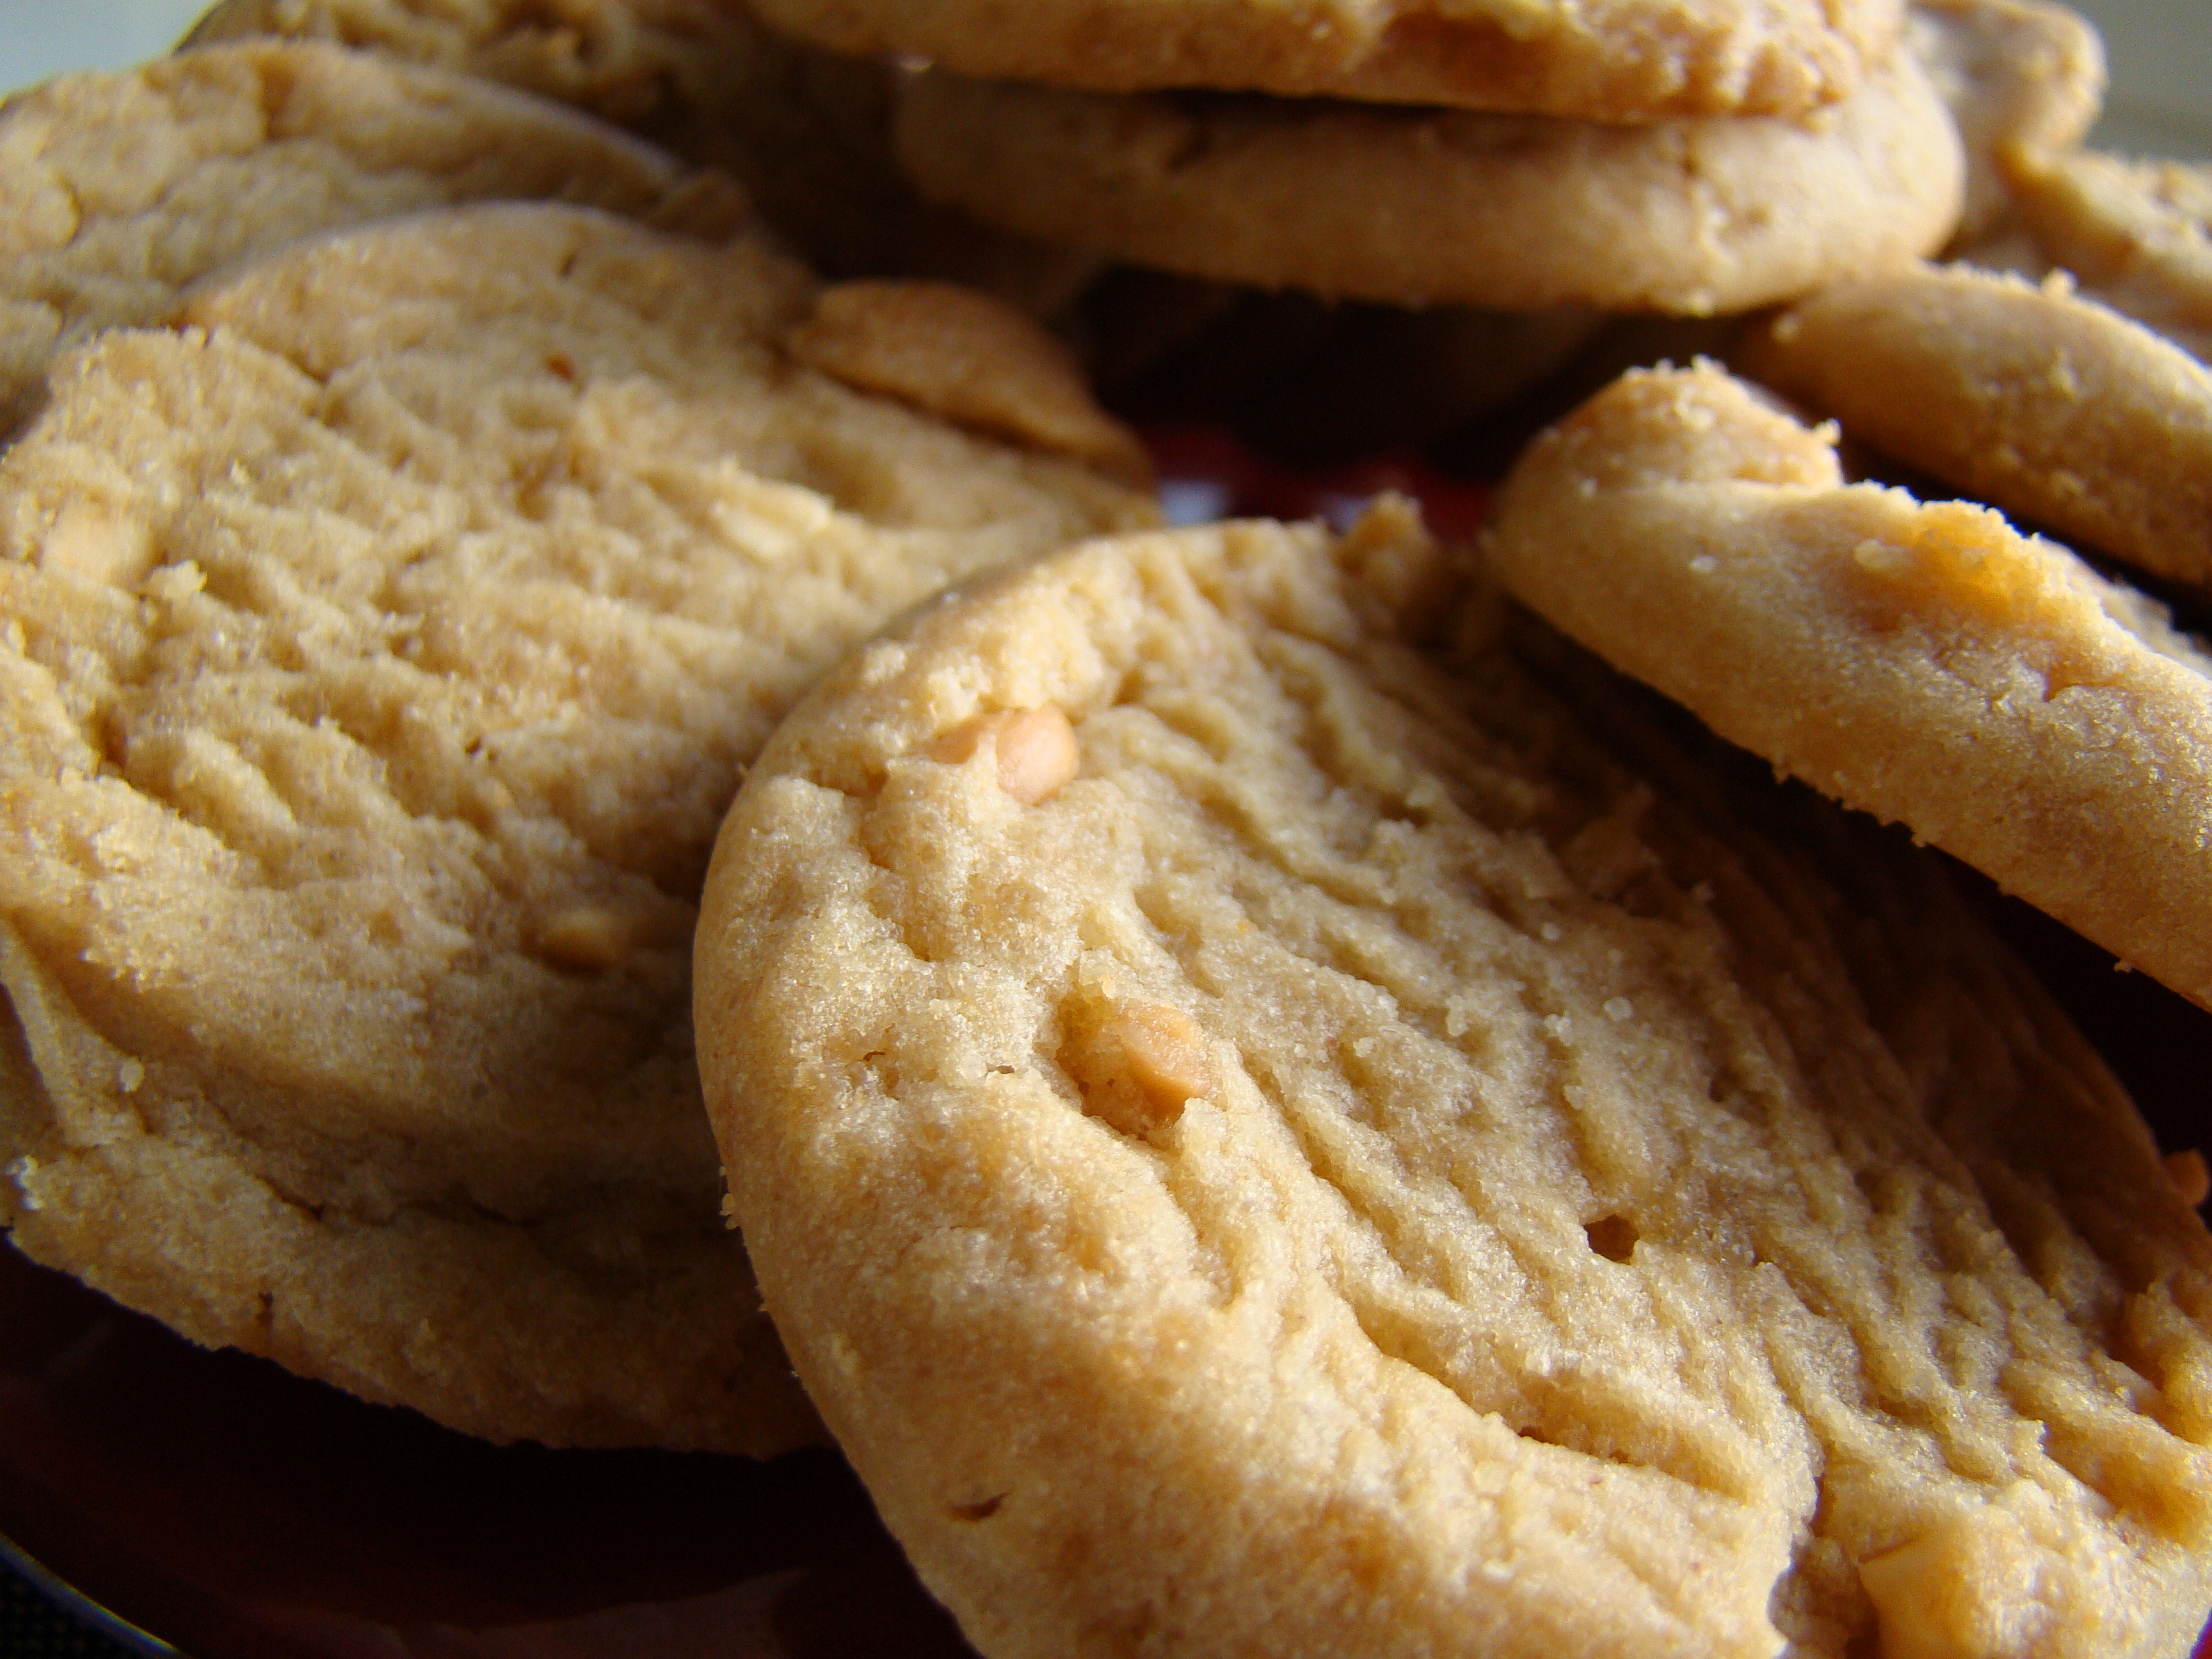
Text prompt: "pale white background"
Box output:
[[0, 0, 215, 83], [0, 0, 2205, 147]]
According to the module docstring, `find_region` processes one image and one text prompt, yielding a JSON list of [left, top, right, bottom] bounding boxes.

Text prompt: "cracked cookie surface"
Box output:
[[696, 508, 2212, 1658], [0, 200, 1152, 1451], [0, 38, 746, 437]]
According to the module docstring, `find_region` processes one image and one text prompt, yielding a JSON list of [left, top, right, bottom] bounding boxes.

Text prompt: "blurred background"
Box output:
[[0, 0, 219, 84], [2072, 0, 2212, 155]]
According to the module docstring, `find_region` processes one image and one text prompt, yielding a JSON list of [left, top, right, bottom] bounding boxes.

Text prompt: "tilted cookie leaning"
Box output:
[[0, 200, 1155, 1452], [1486, 360, 2212, 1014], [695, 504, 2212, 1658], [2010, 150, 2212, 364], [1747, 262, 2212, 595]]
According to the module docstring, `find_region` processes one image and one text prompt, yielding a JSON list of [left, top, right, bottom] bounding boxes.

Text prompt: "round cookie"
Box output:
[[0, 38, 748, 438], [1747, 262, 2212, 593], [2012, 150, 2212, 364], [893, 51, 1964, 314], [182, 0, 1100, 313], [1486, 360, 2212, 1014], [0, 200, 1155, 1451], [1907, 0, 2104, 246], [696, 504, 2212, 1659], [750, 0, 1906, 121]]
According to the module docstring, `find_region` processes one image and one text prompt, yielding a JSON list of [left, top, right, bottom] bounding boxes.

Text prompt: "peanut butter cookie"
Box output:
[[1487, 360, 2212, 1014], [0, 200, 1153, 1451], [182, 0, 1098, 310], [1907, 0, 2104, 245], [1748, 262, 2212, 593], [2013, 150, 2212, 363], [894, 51, 1962, 314], [0, 39, 746, 437], [697, 505, 2212, 1659], [753, 0, 1906, 120]]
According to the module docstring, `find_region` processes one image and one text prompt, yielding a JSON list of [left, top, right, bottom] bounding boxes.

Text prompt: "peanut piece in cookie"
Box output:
[[932, 707, 1081, 804], [1110, 1004, 1213, 1126]]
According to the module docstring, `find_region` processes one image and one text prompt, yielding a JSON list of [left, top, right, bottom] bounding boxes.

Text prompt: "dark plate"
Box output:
[[0, 1237, 975, 1659]]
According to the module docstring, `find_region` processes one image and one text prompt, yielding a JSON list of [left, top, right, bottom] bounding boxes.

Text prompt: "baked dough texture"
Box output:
[[0, 38, 747, 437], [783, 279, 1154, 485], [1749, 262, 2212, 594], [0, 200, 1153, 1450], [696, 507, 2212, 1659], [1061, 271, 1605, 463], [1487, 360, 2212, 1015], [749, 0, 1906, 121], [893, 51, 1963, 313], [2012, 150, 2212, 364], [182, 0, 1100, 313], [1906, 0, 2104, 247]]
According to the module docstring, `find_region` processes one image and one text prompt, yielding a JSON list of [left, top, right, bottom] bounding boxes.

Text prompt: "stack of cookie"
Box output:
[[729, 0, 2133, 466], [4, 4, 2212, 1658], [675, 12, 2212, 1659], [180, 0, 1105, 312], [751, 0, 1964, 319], [1465, 1, 2212, 1028]]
